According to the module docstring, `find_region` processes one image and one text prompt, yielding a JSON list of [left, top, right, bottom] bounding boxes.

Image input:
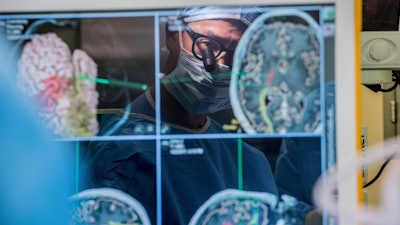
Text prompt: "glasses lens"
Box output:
[[194, 37, 221, 59]]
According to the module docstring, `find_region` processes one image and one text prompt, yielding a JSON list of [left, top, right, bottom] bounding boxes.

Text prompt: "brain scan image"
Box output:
[[230, 10, 322, 134], [70, 188, 151, 225], [189, 189, 304, 225], [17, 32, 99, 137]]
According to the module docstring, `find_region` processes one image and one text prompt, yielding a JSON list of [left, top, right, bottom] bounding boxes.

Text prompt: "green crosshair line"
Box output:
[[79, 73, 148, 91], [238, 137, 243, 190]]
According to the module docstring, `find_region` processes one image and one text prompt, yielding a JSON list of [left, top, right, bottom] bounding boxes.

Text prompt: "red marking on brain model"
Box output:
[[38, 75, 71, 109]]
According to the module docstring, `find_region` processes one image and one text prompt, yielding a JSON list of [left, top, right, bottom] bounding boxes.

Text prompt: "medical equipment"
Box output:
[[313, 137, 400, 225], [361, 31, 400, 92]]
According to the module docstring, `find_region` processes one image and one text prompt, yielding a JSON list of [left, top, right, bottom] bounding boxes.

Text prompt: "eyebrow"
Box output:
[[184, 22, 239, 49], [205, 31, 230, 42]]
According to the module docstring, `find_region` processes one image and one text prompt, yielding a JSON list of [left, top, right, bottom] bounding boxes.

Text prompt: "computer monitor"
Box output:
[[0, 0, 360, 224]]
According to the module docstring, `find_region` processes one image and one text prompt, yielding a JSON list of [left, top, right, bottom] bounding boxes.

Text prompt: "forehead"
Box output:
[[187, 19, 247, 44]]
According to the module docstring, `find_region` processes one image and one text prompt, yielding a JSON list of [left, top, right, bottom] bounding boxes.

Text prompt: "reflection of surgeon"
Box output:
[[275, 138, 322, 204], [84, 6, 282, 225]]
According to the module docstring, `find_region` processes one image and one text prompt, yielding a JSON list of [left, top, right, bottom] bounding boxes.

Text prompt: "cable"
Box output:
[[379, 70, 400, 92], [362, 71, 400, 188], [362, 71, 400, 187], [363, 153, 397, 188], [363, 71, 400, 93]]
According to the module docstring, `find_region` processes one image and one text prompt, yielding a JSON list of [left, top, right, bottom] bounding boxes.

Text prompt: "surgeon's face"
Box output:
[[181, 19, 247, 67]]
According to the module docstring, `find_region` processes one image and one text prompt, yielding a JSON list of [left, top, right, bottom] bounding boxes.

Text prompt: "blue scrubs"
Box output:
[[84, 90, 279, 225]]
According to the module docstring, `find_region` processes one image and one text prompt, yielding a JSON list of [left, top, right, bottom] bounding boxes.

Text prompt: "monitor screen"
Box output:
[[0, 1, 357, 225]]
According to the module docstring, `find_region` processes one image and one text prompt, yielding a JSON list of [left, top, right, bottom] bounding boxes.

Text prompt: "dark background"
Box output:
[[362, 0, 400, 31]]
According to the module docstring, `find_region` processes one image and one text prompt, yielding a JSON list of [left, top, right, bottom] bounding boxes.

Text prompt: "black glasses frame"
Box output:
[[183, 23, 236, 61]]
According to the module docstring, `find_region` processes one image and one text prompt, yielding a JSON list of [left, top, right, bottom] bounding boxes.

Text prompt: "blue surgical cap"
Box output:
[[180, 6, 263, 26]]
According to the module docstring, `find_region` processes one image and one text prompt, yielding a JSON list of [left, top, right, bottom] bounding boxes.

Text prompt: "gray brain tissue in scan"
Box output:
[[230, 10, 321, 134]]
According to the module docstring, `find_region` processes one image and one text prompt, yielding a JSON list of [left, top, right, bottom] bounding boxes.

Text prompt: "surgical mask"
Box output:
[[163, 47, 232, 114]]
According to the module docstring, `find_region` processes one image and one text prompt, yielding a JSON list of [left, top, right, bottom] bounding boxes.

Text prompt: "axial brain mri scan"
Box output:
[[231, 9, 321, 134]]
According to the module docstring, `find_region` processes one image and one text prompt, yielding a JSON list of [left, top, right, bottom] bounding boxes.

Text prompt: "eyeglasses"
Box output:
[[184, 23, 236, 64]]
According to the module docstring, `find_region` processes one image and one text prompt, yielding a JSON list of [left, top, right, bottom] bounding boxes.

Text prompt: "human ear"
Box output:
[[162, 24, 180, 74], [165, 24, 180, 53]]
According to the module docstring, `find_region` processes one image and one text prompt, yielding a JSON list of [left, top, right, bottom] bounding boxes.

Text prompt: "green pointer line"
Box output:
[[238, 138, 243, 190], [79, 73, 148, 91]]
